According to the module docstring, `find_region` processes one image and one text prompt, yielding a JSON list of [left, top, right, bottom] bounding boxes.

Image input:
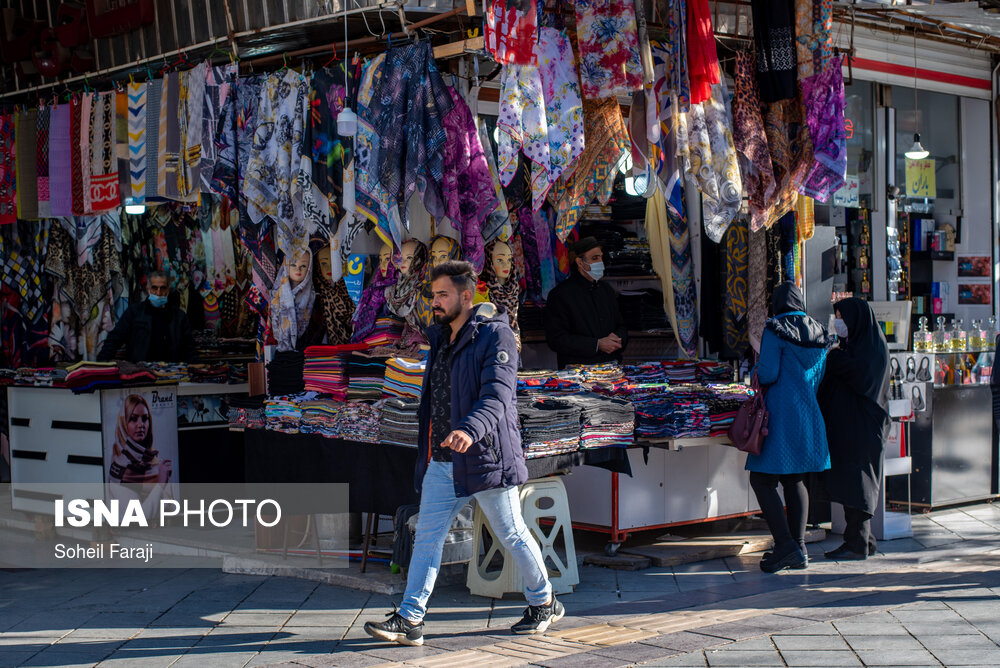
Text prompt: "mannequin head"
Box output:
[[430, 235, 459, 268], [378, 242, 392, 274], [396, 240, 418, 276], [287, 252, 311, 287], [491, 240, 513, 282], [316, 247, 334, 283]]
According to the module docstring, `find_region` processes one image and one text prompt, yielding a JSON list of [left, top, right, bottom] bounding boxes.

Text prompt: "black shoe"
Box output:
[[364, 611, 424, 646], [763, 549, 808, 569], [511, 597, 565, 635], [824, 543, 867, 561], [760, 546, 807, 573], [868, 538, 878, 556]]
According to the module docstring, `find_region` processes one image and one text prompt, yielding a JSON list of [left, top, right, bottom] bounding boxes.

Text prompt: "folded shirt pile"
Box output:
[[265, 396, 306, 434], [268, 351, 306, 396], [697, 361, 732, 383], [634, 399, 711, 439], [565, 393, 635, 449], [379, 397, 421, 447], [516, 369, 587, 394], [347, 354, 388, 402], [517, 395, 581, 459], [146, 362, 190, 384], [65, 361, 122, 393], [661, 361, 698, 384], [383, 357, 426, 399], [337, 400, 383, 443], [363, 317, 404, 347], [229, 395, 267, 431], [188, 364, 230, 384], [299, 399, 344, 438]]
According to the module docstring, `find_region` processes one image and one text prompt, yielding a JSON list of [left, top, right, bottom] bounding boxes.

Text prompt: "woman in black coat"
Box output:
[[818, 298, 890, 560]]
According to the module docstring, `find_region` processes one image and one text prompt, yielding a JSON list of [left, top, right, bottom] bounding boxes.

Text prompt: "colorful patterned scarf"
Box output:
[[732, 51, 776, 232], [722, 218, 749, 359], [178, 62, 206, 200], [574, 0, 644, 99], [0, 115, 14, 224], [352, 258, 398, 342], [144, 79, 162, 201], [799, 57, 847, 202], [752, 0, 798, 103], [15, 111, 38, 220], [313, 264, 355, 346], [127, 83, 147, 205], [764, 97, 814, 227], [49, 104, 72, 217], [310, 65, 350, 221], [89, 92, 120, 212], [385, 239, 429, 333], [485, 0, 538, 66], [269, 252, 315, 352], [478, 120, 514, 244], [36, 107, 50, 218]]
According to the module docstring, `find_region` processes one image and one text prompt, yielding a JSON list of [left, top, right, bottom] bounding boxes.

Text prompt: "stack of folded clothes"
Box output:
[[634, 398, 711, 439], [298, 399, 344, 438], [516, 369, 587, 394], [661, 361, 698, 384], [0, 369, 16, 385], [337, 401, 383, 443], [382, 357, 426, 399], [226, 363, 248, 384], [65, 361, 122, 393], [26, 368, 68, 387], [147, 363, 190, 384], [697, 361, 732, 383], [265, 396, 306, 433], [116, 361, 156, 386], [268, 351, 306, 396], [379, 397, 421, 447], [566, 393, 635, 449], [517, 395, 582, 458], [188, 364, 230, 384], [363, 317, 404, 347], [347, 354, 388, 401], [228, 395, 267, 431]]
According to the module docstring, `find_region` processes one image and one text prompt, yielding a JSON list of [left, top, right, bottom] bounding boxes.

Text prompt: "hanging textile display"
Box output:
[[309, 65, 351, 223], [127, 83, 147, 205], [49, 104, 72, 218], [732, 51, 776, 232], [478, 120, 513, 244], [799, 56, 847, 202], [89, 92, 120, 212], [160, 72, 182, 201], [485, 0, 538, 66], [115, 90, 130, 205], [646, 189, 680, 356], [763, 96, 814, 227], [385, 238, 429, 347], [752, 0, 798, 103], [36, 107, 50, 218], [269, 251, 315, 352], [686, 0, 721, 105], [747, 227, 768, 353], [722, 218, 749, 359], [536, 27, 585, 202], [675, 82, 742, 243], [144, 79, 162, 201], [15, 110, 38, 220], [795, 195, 815, 241], [0, 221, 49, 323], [574, 0, 644, 99], [178, 62, 207, 199]]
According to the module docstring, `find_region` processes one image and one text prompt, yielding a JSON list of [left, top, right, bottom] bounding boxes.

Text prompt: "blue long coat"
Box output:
[[745, 328, 831, 475]]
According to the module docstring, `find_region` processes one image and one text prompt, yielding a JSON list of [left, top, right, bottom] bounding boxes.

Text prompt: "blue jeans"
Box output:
[[399, 460, 552, 623]]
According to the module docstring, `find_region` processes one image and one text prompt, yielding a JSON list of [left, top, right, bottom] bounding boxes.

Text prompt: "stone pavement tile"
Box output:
[[773, 635, 850, 651], [291, 649, 384, 667], [844, 634, 925, 651], [47, 638, 127, 653], [96, 653, 180, 667], [6, 612, 95, 634], [592, 641, 686, 664], [716, 637, 775, 650], [890, 608, 965, 622], [169, 650, 260, 667], [829, 621, 909, 636], [776, 650, 862, 666], [926, 648, 1000, 665], [246, 652, 314, 667], [222, 612, 294, 626], [262, 635, 339, 655], [0, 650, 39, 666], [195, 626, 279, 651], [782, 605, 876, 623], [852, 649, 940, 666], [632, 651, 707, 666], [274, 626, 348, 642], [21, 645, 114, 666], [534, 652, 631, 668], [704, 649, 784, 666], [692, 613, 814, 641], [62, 626, 143, 640], [0, 633, 64, 646], [286, 611, 360, 627], [362, 643, 447, 662], [918, 632, 999, 650], [641, 631, 729, 652], [149, 612, 224, 627], [772, 621, 839, 635], [901, 620, 983, 636]]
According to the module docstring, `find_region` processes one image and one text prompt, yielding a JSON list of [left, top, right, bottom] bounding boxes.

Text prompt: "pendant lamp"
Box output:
[[904, 31, 929, 160]]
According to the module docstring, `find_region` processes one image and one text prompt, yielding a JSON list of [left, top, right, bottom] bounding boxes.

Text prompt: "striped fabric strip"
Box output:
[[36, 106, 50, 218], [157, 74, 170, 198], [127, 82, 147, 204], [145, 79, 161, 200]]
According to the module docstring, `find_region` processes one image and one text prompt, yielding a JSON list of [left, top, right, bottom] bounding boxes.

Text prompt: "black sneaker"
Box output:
[[511, 597, 565, 635], [364, 611, 424, 646]]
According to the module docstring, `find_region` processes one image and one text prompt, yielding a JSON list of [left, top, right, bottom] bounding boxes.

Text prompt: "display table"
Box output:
[[242, 429, 631, 516]]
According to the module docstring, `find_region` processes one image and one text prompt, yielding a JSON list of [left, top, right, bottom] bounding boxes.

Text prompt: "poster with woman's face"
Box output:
[[102, 387, 179, 507]]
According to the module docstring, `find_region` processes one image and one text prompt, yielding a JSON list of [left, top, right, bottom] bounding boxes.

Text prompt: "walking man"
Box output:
[[364, 260, 563, 645]]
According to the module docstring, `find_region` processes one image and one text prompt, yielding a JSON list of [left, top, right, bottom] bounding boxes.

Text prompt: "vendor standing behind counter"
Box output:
[[98, 270, 197, 363], [544, 237, 628, 369]]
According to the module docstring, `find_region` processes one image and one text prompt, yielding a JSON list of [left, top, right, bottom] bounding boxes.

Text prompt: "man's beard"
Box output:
[[434, 304, 462, 325]]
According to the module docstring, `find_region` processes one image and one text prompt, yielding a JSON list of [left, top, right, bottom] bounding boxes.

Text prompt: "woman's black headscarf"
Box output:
[[764, 282, 833, 348], [835, 297, 890, 411]]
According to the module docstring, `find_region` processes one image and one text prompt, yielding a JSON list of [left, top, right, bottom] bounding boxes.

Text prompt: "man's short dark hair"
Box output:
[[148, 270, 169, 282], [430, 260, 477, 295]]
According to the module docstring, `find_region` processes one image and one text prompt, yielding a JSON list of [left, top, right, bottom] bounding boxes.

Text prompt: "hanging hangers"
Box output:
[[321, 44, 340, 69]]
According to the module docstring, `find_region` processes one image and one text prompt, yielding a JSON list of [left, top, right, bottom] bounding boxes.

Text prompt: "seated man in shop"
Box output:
[[544, 237, 628, 368], [97, 270, 197, 363]]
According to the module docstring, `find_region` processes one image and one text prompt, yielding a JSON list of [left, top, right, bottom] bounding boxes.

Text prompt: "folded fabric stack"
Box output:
[[661, 361, 698, 384], [516, 369, 587, 394], [188, 364, 230, 384], [565, 393, 635, 449], [65, 361, 122, 393], [268, 351, 306, 396], [302, 345, 371, 400], [229, 395, 266, 431], [347, 354, 388, 402], [634, 399, 711, 439], [226, 364, 249, 384], [575, 363, 627, 393], [363, 317, 404, 347], [337, 400, 383, 443], [265, 396, 305, 434], [116, 361, 156, 386], [379, 397, 421, 447], [147, 362, 191, 384], [517, 395, 581, 459], [299, 399, 344, 438], [697, 361, 732, 383], [383, 357, 426, 399], [0, 369, 16, 385], [18, 367, 68, 387]]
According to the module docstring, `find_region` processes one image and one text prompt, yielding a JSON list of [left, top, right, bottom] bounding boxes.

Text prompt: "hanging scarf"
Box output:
[[799, 56, 847, 202], [385, 239, 429, 331], [722, 218, 749, 359], [482, 238, 522, 348], [313, 261, 355, 346], [15, 111, 38, 219], [144, 79, 162, 201], [200, 64, 235, 194], [497, 62, 549, 207], [36, 107, 51, 218], [478, 120, 514, 244], [686, 0, 721, 105], [550, 98, 630, 242], [485, 0, 538, 66], [70, 96, 86, 215], [49, 104, 72, 217], [211, 74, 263, 210], [352, 256, 398, 342], [0, 115, 14, 224], [115, 91, 129, 206], [752, 0, 798, 103], [441, 86, 497, 273], [0, 221, 49, 322], [178, 62, 206, 199], [764, 96, 814, 227], [160, 72, 181, 200], [747, 227, 768, 353], [269, 252, 315, 352], [574, 0, 644, 99], [310, 65, 349, 221], [127, 82, 147, 205], [732, 51, 777, 232]]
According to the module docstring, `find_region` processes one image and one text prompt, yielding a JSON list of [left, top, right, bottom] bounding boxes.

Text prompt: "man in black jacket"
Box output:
[[544, 237, 628, 368], [97, 271, 197, 363]]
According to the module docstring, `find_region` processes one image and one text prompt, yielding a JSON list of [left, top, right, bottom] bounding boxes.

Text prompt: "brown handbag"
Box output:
[[728, 371, 769, 456]]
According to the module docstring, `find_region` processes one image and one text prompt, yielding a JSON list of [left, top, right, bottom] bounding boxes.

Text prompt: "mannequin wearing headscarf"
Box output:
[[351, 242, 399, 342], [818, 297, 889, 560], [270, 249, 315, 351], [385, 238, 430, 347], [476, 239, 522, 350], [300, 245, 355, 347], [746, 282, 833, 573], [415, 235, 462, 329]]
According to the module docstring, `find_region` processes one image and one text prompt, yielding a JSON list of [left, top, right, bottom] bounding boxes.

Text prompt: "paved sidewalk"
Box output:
[[1, 504, 1000, 667]]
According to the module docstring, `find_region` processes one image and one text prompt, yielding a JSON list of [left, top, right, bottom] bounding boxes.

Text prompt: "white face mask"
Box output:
[[587, 261, 605, 281], [834, 318, 849, 338]]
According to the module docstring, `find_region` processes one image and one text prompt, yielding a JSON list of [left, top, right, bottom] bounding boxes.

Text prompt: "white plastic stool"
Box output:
[[467, 477, 579, 598]]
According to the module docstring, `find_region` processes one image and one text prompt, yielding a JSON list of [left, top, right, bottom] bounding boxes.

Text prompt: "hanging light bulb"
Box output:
[[123, 197, 145, 215], [905, 133, 929, 160], [337, 107, 357, 137]]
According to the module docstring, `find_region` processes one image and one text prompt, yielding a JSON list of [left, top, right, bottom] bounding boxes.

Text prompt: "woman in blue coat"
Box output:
[[747, 282, 834, 573]]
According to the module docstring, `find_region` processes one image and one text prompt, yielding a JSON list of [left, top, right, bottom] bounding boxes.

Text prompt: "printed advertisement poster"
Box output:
[[957, 254, 991, 278], [905, 158, 935, 199], [959, 283, 992, 306], [101, 387, 179, 511]]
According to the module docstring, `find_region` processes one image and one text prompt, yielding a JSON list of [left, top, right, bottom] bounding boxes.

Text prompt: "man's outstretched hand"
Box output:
[[441, 430, 473, 453]]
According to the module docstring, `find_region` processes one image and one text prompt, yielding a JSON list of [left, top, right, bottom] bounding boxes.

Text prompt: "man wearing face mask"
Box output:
[[544, 237, 628, 368], [98, 271, 197, 363]]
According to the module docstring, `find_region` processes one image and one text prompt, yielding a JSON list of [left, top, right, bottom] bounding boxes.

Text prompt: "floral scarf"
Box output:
[[485, 0, 538, 66], [536, 27, 585, 199], [478, 120, 514, 244], [764, 97, 814, 227], [574, 0, 644, 99], [352, 258, 398, 342], [269, 252, 315, 352], [733, 51, 777, 232], [799, 57, 847, 202], [36, 107, 50, 218]]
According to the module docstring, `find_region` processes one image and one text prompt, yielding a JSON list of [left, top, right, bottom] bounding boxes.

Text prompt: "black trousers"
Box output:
[[749, 472, 808, 553], [843, 506, 874, 554]]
